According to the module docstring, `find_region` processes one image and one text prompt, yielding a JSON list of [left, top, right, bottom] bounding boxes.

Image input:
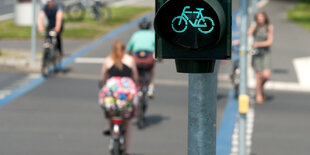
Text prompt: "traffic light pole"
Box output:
[[188, 62, 219, 155], [239, 0, 249, 155], [31, 0, 37, 61]]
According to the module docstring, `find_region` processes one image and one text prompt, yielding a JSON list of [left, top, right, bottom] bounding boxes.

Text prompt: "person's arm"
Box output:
[[130, 56, 139, 84], [253, 25, 274, 48], [37, 10, 45, 33], [54, 7, 63, 33], [126, 35, 135, 55], [100, 58, 109, 85], [248, 25, 256, 36]]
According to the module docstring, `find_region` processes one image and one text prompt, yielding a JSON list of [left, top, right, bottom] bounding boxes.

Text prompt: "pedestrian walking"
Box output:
[[248, 11, 274, 104]]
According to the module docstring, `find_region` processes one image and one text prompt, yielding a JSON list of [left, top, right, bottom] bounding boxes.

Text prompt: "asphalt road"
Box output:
[[0, 0, 14, 16], [6, 1, 310, 155], [0, 13, 232, 155], [250, 0, 310, 155]]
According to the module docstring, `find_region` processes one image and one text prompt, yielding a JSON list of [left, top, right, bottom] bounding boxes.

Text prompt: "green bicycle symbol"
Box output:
[[171, 6, 215, 34]]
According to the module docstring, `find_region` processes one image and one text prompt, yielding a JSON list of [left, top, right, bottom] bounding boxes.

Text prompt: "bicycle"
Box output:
[[104, 110, 127, 155], [41, 30, 61, 77], [99, 79, 136, 155], [64, 0, 111, 22], [171, 6, 215, 34], [136, 65, 150, 129], [230, 62, 240, 98]]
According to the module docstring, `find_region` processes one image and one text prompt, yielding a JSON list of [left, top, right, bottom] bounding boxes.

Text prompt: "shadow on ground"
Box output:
[[137, 114, 170, 129]]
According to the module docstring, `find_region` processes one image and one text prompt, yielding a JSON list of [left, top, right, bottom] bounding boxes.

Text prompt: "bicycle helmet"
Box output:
[[139, 18, 151, 30]]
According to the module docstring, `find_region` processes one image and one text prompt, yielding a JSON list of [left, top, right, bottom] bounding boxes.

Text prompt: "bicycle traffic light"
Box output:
[[154, 0, 231, 73]]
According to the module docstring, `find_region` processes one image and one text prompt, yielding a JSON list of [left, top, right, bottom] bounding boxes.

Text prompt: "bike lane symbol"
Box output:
[[171, 6, 215, 34]]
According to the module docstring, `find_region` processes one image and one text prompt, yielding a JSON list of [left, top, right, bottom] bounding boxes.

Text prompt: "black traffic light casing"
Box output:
[[154, 0, 231, 73]]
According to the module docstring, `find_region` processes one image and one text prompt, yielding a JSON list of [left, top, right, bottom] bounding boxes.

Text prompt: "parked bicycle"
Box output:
[[41, 30, 61, 77], [171, 6, 215, 34], [64, 0, 111, 22], [230, 63, 240, 98], [136, 65, 150, 129]]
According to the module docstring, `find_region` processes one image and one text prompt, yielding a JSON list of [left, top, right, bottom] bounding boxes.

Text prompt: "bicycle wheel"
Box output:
[[137, 96, 145, 129], [171, 16, 187, 33], [52, 48, 62, 73], [198, 17, 215, 34], [111, 140, 121, 155], [95, 5, 111, 22], [41, 48, 50, 77], [66, 3, 85, 21]]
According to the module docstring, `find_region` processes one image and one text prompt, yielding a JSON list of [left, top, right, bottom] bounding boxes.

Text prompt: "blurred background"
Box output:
[[0, 0, 310, 155]]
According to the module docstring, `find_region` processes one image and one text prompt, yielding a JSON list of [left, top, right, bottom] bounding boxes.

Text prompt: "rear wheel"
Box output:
[[93, 4, 111, 22], [111, 140, 121, 155], [67, 3, 85, 21], [53, 50, 62, 73], [137, 97, 145, 129]]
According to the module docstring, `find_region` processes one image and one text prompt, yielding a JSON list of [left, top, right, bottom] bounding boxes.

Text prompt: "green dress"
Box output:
[[252, 25, 271, 73]]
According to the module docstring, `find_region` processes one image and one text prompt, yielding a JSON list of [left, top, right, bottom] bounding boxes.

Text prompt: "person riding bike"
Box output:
[[100, 41, 138, 155], [38, 0, 64, 66], [126, 19, 155, 98]]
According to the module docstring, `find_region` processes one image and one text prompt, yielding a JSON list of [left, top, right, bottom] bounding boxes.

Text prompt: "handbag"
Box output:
[[249, 48, 260, 56]]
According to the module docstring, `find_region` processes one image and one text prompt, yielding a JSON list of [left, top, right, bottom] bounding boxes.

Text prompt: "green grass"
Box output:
[[0, 6, 153, 39], [287, 0, 310, 31]]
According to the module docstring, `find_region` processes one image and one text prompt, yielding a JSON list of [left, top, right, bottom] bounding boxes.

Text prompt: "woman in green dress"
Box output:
[[248, 11, 274, 103]]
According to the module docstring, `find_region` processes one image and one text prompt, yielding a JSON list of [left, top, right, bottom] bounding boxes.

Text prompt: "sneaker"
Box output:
[[147, 87, 154, 99], [102, 129, 110, 136]]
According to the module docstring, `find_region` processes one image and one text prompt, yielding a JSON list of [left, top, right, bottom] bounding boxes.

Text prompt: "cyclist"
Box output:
[[100, 41, 138, 155], [38, 0, 64, 60], [126, 19, 155, 98]]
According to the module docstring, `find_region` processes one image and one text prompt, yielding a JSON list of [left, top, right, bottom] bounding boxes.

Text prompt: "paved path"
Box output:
[[249, 1, 310, 155], [0, 13, 233, 155]]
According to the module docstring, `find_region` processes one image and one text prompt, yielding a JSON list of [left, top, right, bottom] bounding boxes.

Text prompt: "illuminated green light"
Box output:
[[171, 6, 215, 34]]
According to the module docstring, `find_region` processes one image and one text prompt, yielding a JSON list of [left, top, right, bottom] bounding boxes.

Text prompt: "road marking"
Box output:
[[230, 103, 255, 155], [0, 73, 42, 102], [258, 0, 270, 8], [57, 72, 234, 88], [217, 89, 239, 155], [74, 57, 105, 64], [293, 57, 310, 86], [0, 13, 154, 108], [111, 0, 152, 7], [0, 13, 13, 21]]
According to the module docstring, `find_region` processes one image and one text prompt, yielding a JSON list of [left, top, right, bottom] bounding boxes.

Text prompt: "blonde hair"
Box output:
[[110, 41, 125, 70]]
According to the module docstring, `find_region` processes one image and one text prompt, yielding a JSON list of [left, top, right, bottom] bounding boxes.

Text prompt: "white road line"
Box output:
[[293, 57, 310, 86], [111, 0, 150, 7], [0, 73, 40, 100], [230, 104, 255, 155], [0, 13, 13, 21], [74, 57, 105, 64], [258, 0, 270, 8]]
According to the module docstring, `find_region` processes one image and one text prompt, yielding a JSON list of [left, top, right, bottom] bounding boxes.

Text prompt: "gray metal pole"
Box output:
[[31, 0, 37, 61], [188, 62, 219, 155], [239, 0, 249, 154]]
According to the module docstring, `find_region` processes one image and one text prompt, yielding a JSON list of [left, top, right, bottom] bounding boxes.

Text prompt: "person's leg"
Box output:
[[147, 67, 154, 96], [56, 34, 63, 56], [147, 53, 155, 98], [261, 69, 271, 98], [256, 72, 264, 103]]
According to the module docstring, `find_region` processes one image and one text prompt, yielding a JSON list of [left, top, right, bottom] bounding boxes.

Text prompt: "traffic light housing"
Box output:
[[154, 0, 231, 73]]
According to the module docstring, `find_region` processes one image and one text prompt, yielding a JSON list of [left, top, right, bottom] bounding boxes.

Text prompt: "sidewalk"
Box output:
[[251, 0, 310, 154], [261, 0, 310, 83]]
